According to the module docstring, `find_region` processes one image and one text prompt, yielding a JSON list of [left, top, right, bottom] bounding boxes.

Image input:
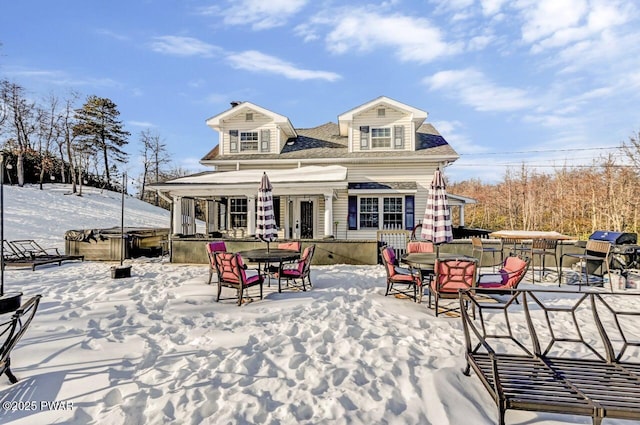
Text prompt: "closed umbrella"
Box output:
[[256, 172, 278, 251], [421, 168, 453, 246]]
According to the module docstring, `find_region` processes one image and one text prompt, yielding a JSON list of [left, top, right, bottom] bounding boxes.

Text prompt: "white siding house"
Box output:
[[150, 96, 473, 240]]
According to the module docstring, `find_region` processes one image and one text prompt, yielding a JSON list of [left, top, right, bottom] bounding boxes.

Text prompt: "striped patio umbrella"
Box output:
[[256, 172, 278, 251], [421, 168, 453, 245]]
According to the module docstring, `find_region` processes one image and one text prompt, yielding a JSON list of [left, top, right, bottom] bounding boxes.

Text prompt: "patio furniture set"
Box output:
[[205, 240, 316, 306], [382, 243, 531, 316]]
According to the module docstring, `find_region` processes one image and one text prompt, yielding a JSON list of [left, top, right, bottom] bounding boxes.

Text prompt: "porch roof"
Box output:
[[149, 165, 348, 197]]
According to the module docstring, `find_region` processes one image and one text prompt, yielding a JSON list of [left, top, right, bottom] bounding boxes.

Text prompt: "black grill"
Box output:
[[588, 231, 637, 245], [589, 231, 639, 270]]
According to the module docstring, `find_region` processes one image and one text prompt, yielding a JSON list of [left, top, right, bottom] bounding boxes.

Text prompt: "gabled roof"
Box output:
[[337, 96, 428, 136], [200, 122, 458, 162], [205, 101, 297, 138]]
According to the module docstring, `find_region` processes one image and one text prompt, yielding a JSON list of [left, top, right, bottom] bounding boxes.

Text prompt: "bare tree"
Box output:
[[138, 129, 170, 202], [34, 93, 62, 189], [0, 80, 37, 186]]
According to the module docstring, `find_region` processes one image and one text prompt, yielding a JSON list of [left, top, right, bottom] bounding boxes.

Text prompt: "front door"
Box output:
[[300, 200, 314, 239]]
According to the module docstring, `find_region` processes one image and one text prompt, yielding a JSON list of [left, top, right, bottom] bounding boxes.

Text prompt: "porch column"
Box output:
[[212, 200, 219, 232], [172, 196, 182, 235], [324, 193, 333, 238], [247, 196, 256, 236], [459, 205, 465, 227]]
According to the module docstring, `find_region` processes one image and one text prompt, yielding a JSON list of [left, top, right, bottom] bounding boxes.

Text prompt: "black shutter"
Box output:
[[405, 195, 414, 230], [348, 196, 358, 230], [229, 130, 238, 152], [359, 126, 369, 150]]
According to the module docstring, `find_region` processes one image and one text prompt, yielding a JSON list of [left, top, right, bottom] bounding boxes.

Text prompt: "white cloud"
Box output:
[[519, 0, 588, 44], [128, 121, 155, 128], [227, 50, 341, 82], [203, 0, 308, 30], [149, 36, 219, 57], [321, 11, 461, 63], [424, 68, 534, 112], [480, 0, 508, 16], [431, 120, 486, 154]]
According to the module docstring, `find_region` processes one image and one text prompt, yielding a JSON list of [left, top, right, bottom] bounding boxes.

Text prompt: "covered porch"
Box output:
[[151, 165, 348, 240]]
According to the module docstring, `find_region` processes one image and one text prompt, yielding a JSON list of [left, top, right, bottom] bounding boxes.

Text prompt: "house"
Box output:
[[150, 96, 474, 250]]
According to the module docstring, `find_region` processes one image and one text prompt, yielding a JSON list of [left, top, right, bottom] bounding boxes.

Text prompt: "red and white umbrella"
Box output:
[[421, 168, 453, 244], [256, 172, 278, 250]]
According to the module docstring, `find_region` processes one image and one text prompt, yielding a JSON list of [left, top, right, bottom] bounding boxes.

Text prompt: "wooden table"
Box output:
[[489, 230, 574, 241], [490, 230, 574, 282]]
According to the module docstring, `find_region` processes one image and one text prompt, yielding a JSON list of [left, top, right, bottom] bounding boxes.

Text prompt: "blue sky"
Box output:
[[2, 0, 639, 183]]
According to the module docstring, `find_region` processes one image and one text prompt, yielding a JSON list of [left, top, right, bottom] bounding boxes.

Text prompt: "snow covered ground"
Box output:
[[0, 184, 638, 424]]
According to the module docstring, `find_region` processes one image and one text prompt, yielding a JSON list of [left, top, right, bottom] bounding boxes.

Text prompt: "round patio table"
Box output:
[[238, 248, 300, 293]]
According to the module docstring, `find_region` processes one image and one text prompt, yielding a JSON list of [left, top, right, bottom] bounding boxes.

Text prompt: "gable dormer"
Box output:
[[205, 101, 297, 156], [337, 96, 428, 153]]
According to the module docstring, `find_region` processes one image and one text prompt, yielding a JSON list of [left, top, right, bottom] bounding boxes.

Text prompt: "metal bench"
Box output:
[[459, 288, 640, 425]]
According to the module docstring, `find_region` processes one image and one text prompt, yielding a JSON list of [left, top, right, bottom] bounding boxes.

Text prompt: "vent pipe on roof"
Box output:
[[230, 101, 241, 108]]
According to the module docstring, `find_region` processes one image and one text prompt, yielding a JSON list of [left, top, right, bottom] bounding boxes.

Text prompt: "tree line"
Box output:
[[449, 138, 640, 238], [0, 79, 183, 204]]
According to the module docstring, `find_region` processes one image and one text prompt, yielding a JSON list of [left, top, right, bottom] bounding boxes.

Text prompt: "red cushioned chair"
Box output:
[[407, 241, 435, 253], [206, 241, 227, 284], [213, 251, 263, 306], [429, 258, 478, 316], [277, 241, 302, 252], [276, 244, 315, 292], [381, 246, 423, 302], [477, 255, 530, 291]]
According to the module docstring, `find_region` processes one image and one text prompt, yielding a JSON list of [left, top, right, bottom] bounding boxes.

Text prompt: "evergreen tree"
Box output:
[[73, 95, 130, 185]]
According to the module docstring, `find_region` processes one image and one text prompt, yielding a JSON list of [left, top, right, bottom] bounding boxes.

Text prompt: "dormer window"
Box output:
[[377, 108, 385, 117], [245, 113, 253, 121], [371, 128, 391, 148], [240, 131, 258, 151]]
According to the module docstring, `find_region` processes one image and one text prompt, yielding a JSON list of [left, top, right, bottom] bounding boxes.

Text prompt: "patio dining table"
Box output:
[[489, 230, 574, 255], [238, 248, 300, 292]]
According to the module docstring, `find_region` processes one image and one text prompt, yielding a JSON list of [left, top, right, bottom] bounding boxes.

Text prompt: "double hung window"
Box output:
[[230, 198, 247, 228], [240, 132, 258, 151], [371, 128, 391, 148]]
